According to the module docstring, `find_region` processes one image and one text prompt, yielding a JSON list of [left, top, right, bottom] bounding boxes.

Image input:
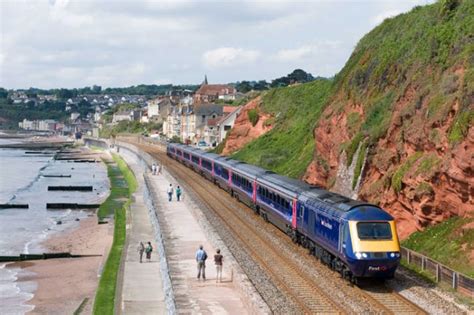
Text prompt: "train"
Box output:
[[167, 143, 401, 281]]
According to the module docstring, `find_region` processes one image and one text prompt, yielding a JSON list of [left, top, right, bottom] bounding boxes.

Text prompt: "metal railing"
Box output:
[[401, 246, 473, 297]]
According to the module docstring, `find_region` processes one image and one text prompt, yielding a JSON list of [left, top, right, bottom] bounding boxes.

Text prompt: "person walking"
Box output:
[[152, 163, 157, 175], [176, 185, 182, 202], [145, 241, 153, 262], [137, 241, 145, 263], [167, 184, 174, 202], [195, 245, 208, 280], [158, 163, 163, 175], [214, 249, 223, 283]]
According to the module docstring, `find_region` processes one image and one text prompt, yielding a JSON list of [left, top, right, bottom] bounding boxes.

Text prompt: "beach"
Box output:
[[10, 215, 113, 314], [0, 136, 112, 314]]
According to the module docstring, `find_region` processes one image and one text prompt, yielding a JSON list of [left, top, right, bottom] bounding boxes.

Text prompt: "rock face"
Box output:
[[306, 81, 473, 239], [222, 97, 273, 155]]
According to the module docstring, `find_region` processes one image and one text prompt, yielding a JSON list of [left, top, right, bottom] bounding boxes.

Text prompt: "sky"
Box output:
[[0, 0, 435, 89]]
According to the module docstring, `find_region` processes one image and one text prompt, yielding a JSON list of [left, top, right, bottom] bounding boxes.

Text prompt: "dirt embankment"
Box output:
[[222, 97, 273, 155], [305, 70, 473, 239]]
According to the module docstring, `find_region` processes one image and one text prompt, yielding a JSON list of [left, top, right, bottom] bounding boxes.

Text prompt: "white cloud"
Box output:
[[275, 46, 313, 61], [202, 47, 260, 68], [274, 41, 342, 62]]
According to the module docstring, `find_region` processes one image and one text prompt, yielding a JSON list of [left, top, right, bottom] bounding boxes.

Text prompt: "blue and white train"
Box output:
[[167, 143, 401, 281]]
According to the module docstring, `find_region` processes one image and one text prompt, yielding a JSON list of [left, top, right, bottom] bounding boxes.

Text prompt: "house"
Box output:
[[71, 112, 80, 121], [147, 97, 161, 118], [162, 106, 181, 139], [193, 103, 224, 144], [193, 76, 236, 104], [217, 106, 242, 142], [112, 110, 141, 123]]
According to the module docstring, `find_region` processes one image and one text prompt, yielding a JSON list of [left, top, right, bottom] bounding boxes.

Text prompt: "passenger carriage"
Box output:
[[255, 173, 311, 233], [230, 163, 269, 210], [212, 156, 240, 193], [199, 152, 220, 181]]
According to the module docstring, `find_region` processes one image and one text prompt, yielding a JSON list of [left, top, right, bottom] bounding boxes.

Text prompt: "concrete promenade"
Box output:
[[118, 146, 252, 314], [119, 151, 166, 314]]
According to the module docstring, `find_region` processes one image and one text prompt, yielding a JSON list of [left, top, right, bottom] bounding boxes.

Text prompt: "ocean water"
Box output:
[[0, 139, 109, 314]]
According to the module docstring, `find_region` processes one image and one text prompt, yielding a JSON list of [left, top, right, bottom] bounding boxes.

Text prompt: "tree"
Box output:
[[236, 81, 252, 93], [0, 88, 8, 98], [92, 85, 102, 94], [56, 89, 74, 100]]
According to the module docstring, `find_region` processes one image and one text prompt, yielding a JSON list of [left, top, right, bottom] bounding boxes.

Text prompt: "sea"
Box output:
[[0, 138, 109, 314]]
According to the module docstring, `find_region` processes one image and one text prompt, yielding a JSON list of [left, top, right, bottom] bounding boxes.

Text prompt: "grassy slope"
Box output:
[[402, 217, 474, 277], [231, 79, 332, 178], [93, 153, 137, 315]]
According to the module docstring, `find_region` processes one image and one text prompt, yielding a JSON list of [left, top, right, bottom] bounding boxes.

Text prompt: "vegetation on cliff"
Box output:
[[231, 79, 332, 178]]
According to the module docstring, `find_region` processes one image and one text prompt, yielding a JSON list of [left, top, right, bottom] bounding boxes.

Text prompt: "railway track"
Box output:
[[130, 141, 427, 314]]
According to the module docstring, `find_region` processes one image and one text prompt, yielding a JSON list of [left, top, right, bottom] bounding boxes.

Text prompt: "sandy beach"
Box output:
[[9, 215, 113, 314]]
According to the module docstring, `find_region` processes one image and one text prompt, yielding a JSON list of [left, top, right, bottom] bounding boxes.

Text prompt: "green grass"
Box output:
[[231, 79, 332, 178], [391, 152, 423, 193], [93, 154, 137, 315], [402, 216, 474, 277], [448, 109, 474, 144]]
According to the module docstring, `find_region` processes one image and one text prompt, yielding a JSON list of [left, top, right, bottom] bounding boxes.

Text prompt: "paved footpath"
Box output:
[[120, 152, 166, 314], [119, 148, 251, 314]]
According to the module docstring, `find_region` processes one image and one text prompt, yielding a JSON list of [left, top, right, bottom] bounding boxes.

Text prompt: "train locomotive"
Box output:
[[167, 143, 401, 281]]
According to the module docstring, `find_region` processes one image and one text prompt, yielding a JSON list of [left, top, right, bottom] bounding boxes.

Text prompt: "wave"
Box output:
[[8, 159, 53, 203]]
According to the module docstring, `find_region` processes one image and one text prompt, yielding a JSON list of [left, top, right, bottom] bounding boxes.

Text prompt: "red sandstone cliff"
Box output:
[[222, 97, 273, 155], [304, 70, 473, 239]]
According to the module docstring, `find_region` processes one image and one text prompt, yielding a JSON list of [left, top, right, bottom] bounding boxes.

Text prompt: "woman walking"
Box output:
[[145, 241, 153, 262], [214, 249, 223, 283]]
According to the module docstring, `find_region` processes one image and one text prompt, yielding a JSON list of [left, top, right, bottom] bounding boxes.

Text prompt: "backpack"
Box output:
[[202, 250, 208, 261], [146, 245, 153, 253]]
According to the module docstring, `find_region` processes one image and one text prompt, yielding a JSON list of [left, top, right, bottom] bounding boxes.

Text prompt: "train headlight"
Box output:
[[390, 252, 400, 258], [355, 252, 368, 259]]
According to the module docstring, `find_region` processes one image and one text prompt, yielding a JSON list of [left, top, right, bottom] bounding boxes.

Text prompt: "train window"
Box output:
[[202, 159, 212, 170], [357, 222, 392, 240]]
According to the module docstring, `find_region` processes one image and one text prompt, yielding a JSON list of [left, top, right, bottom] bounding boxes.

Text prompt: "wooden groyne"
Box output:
[[0, 204, 29, 209], [0, 252, 102, 262], [25, 151, 55, 154], [48, 186, 93, 191], [42, 174, 72, 178], [46, 203, 100, 209]]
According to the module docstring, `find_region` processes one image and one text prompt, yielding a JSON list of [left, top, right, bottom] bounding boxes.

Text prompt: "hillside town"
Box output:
[[16, 77, 245, 147]]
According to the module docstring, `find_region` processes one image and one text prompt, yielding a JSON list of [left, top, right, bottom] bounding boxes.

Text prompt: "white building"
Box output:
[[147, 98, 160, 118], [217, 106, 242, 142], [71, 112, 80, 121]]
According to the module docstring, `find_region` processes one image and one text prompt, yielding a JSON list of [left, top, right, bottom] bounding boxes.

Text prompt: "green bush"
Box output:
[[247, 109, 259, 126]]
